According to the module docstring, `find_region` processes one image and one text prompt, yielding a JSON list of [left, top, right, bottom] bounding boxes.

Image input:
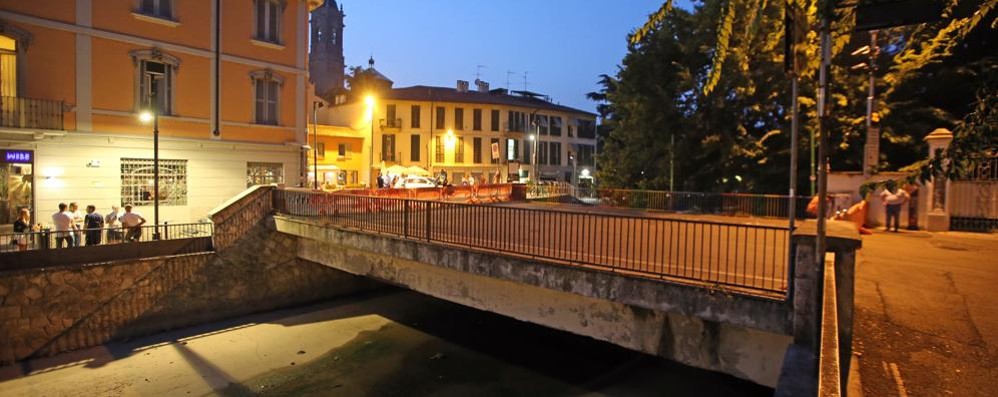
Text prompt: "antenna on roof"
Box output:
[[506, 70, 516, 91], [476, 65, 486, 81], [522, 71, 529, 91]]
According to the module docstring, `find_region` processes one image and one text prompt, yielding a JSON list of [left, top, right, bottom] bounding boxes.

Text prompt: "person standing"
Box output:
[[120, 204, 147, 242], [880, 180, 910, 232], [68, 202, 84, 247], [51, 203, 75, 248], [12, 208, 33, 251], [105, 205, 123, 243], [84, 205, 104, 246]]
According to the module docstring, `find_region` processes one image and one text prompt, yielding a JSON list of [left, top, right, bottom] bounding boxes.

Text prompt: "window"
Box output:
[[473, 137, 482, 163], [550, 116, 562, 136], [247, 162, 283, 187], [435, 136, 444, 162], [490, 138, 500, 164], [538, 141, 548, 165], [550, 142, 562, 166], [435, 106, 445, 130], [0, 35, 17, 98], [454, 108, 464, 130], [531, 114, 549, 135], [139, 0, 173, 19], [121, 158, 187, 206], [490, 109, 500, 131], [473, 109, 482, 131], [577, 119, 596, 139], [455, 137, 465, 163], [251, 70, 283, 125], [507, 139, 518, 161], [131, 49, 181, 115], [386, 104, 397, 126], [577, 144, 595, 166], [523, 141, 531, 165], [507, 111, 526, 132], [382, 134, 396, 161], [337, 143, 348, 157], [411, 105, 421, 128], [316, 142, 325, 156], [410, 134, 420, 162], [255, 0, 283, 43]]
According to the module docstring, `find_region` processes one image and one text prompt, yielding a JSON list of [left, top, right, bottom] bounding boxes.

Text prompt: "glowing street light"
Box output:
[[137, 108, 161, 240], [365, 94, 376, 186]]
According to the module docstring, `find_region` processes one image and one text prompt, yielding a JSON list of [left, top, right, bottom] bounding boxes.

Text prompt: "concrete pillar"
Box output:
[[924, 128, 953, 231], [792, 237, 820, 351], [834, 250, 856, 391]]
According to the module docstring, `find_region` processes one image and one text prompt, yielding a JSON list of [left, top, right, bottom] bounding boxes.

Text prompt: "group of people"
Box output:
[[49, 203, 148, 248], [10, 203, 148, 251]]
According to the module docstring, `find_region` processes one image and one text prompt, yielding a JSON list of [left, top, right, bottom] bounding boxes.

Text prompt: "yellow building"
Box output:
[[319, 79, 598, 187], [0, 0, 323, 227]]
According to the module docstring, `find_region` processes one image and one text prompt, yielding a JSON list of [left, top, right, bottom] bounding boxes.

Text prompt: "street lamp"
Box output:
[[365, 94, 375, 187], [529, 133, 538, 182], [312, 100, 324, 189], [138, 109, 161, 240]]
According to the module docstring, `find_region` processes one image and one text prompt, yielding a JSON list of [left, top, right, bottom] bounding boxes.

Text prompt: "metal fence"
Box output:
[[951, 156, 998, 232], [526, 182, 576, 199], [274, 189, 790, 295], [0, 222, 213, 253], [576, 188, 811, 219], [0, 96, 65, 130]]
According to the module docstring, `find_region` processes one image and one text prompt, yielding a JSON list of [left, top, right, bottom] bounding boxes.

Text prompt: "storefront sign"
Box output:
[[4, 150, 32, 163]]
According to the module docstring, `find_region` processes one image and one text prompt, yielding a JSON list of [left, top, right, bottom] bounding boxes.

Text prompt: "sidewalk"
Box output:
[[854, 229, 998, 396]]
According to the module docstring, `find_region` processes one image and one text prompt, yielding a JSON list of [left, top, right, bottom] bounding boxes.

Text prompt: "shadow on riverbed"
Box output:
[[216, 289, 771, 397]]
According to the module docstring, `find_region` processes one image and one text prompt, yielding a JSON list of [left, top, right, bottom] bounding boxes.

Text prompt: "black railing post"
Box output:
[[403, 199, 410, 238], [163, 222, 170, 240], [425, 201, 432, 242]]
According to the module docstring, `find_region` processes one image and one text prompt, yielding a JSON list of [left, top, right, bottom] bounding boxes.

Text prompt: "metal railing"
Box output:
[[0, 96, 65, 130], [380, 118, 402, 129], [576, 188, 811, 219], [274, 190, 790, 295], [526, 182, 576, 199], [0, 222, 213, 253]]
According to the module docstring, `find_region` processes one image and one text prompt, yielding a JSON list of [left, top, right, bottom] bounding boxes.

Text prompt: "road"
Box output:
[[0, 289, 771, 397], [292, 200, 793, 296], [854, 229, 998, 397]]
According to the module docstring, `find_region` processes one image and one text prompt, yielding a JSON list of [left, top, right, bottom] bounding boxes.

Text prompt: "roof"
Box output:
[[383, 85, 596, 117]]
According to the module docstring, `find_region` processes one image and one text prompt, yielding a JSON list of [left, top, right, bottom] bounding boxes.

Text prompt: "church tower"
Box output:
[[309, 0, 345, 100]]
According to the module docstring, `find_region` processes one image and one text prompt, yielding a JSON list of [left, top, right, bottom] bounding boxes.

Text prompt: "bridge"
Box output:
[[0, 185, 860, 395], [264, 186, 859, 393]]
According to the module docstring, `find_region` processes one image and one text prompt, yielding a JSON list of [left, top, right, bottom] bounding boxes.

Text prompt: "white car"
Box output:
[[402, 177, 437, 189]]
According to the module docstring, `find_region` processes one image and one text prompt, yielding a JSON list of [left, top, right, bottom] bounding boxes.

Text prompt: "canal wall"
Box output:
[[0, 187, 379, 365], [276, 215, 794, 387]]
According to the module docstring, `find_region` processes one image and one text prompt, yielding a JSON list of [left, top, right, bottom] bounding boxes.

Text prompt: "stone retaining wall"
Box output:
[[0, 187, 380, 365]]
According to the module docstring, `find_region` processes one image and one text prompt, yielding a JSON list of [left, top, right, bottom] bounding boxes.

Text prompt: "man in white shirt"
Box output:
[[51, 202, 75, 248], [68, 202, 85, 247], [120, 204, 147, 242], [879, 180, 910, 232], [105, 205, 123, 243]]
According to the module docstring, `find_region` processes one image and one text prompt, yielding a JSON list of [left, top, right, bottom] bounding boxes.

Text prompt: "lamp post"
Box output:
[[365, 95, 375, 187], [312, 100, 324, 189], [138, 109, 160, 240]]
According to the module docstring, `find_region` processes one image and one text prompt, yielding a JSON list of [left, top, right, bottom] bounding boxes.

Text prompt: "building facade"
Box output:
[[0, 0, 323, 228], [314, 79, 598, 187]]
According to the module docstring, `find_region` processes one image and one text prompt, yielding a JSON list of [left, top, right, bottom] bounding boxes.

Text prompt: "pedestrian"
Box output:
[[461, 176, 469, 186], [879, 180, 910, 232], [120, 204, 147, 242], [51, 203, 75, 248], [377, 172, 385, 188], [68, 202, 84, 247], [467, 174, 476, 186], [106, 205, 123, 243], [12, 208, 33, 251], [84, 205, 104, 246]]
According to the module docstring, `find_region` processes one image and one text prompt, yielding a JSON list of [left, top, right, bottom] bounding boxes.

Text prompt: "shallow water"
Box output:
[[217, 290, 771, 397]]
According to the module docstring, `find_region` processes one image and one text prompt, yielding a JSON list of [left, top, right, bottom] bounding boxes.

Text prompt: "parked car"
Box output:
[[402, 177, 437, 189]]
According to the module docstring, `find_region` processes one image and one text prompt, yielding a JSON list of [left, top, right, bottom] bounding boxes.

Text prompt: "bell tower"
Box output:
[[309, 0, 345, 99]]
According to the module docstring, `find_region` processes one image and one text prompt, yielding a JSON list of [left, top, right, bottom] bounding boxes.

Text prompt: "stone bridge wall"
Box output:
[[0, 187, 379, 365]]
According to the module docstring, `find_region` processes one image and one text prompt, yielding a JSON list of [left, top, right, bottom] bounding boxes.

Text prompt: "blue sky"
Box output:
[[335, 0, 692, 113]]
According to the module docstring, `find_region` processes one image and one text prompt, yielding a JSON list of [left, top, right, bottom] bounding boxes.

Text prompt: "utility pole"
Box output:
[[862, 30, 880, 178]]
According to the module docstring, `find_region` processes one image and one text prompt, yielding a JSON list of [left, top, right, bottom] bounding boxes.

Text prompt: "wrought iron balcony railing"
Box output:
[[0, 96, 65, 130]]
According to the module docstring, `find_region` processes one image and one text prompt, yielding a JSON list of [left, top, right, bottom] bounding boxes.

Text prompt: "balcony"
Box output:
[[503, 121, 526, 133], [380, 118, 402, 130], [0, 96, 65, 130]]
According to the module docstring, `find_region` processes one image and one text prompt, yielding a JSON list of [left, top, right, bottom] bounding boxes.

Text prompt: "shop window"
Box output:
[[255, 0, 283, 44], [250, 69, 283, 125], [246, 162, 283, 187], [121, 158, 187, 206]]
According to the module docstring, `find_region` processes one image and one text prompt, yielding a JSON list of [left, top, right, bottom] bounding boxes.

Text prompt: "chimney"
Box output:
[[456, 80, 470, 93], [475, 79, 490, 93]]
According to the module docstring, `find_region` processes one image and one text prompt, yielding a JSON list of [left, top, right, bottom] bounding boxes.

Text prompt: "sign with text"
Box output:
[[3, 150, 32, 164], [491, 142, 500, 160]]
